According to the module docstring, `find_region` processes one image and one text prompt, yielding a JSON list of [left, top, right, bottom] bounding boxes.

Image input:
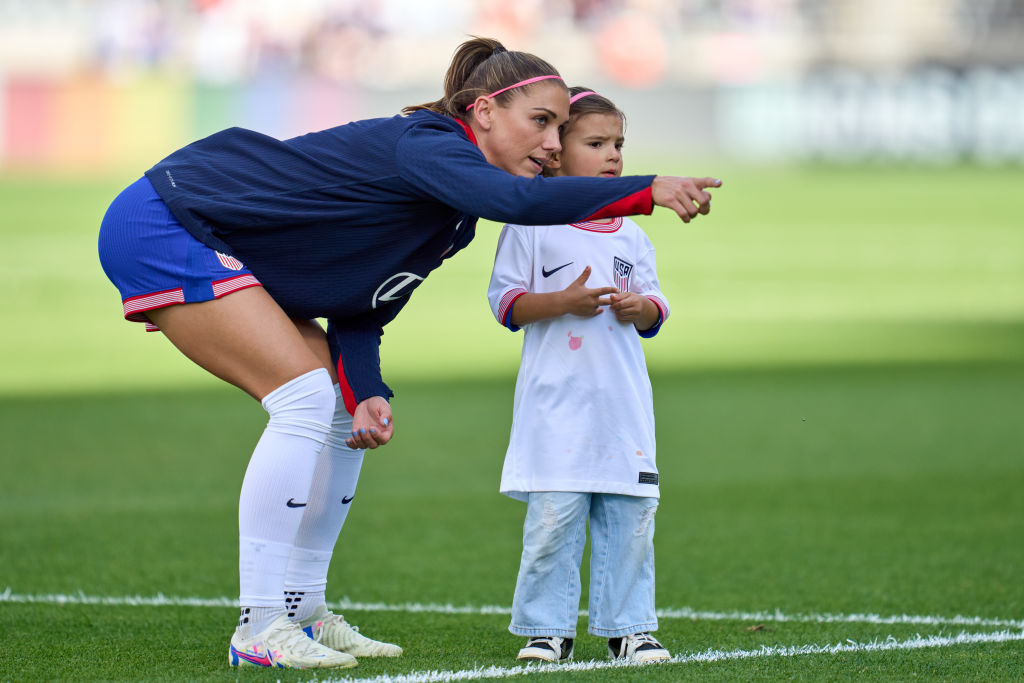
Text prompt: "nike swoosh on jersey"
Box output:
[[341, 495, 355, 504], [542, 262, 573, 278], [286, 498, 307, 508]]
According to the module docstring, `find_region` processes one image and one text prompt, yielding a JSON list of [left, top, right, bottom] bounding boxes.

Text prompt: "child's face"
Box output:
[[548, 112, 624, 178]]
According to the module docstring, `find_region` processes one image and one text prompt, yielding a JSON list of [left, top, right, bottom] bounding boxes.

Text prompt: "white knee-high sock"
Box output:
[[237, 368, 335, 634], [284, 384, 365, 622]]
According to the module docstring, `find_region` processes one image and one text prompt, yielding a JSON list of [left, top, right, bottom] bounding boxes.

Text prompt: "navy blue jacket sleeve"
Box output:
[[326, 317, 393, 415], [395, 120, 655, 225]]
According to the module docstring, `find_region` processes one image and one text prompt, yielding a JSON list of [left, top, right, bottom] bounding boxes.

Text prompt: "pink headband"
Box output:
[[569, 90, 597, 104], [465, 75, 564, 111]]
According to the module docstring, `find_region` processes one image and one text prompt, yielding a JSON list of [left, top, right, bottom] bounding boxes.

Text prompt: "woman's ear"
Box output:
[[470, 97, 494, 131]]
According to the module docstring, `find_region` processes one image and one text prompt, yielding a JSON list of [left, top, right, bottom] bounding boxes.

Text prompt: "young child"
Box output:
[[487, 87, 674, 664]]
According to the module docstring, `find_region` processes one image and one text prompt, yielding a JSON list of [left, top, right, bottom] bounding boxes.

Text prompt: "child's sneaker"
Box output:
[[229, 614, 358, 669], [516, 636, 574, 662], [299, 603, 403, 657], [607, 632, 670, 663]]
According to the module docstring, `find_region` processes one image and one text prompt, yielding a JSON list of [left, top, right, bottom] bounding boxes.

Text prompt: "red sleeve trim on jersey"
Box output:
[[647, 295, 668, 324], [454, 118, 479, 146], [637, 295, 668, 338], [335, 356, 359, 416], [499, 288, 528, 331], [584, 187, 653, 221]]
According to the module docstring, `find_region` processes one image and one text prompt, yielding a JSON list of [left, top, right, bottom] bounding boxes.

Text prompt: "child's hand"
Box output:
[[609, 292, 645, 321], [560, 266, 619, 317], [610, 292, 658, 330]]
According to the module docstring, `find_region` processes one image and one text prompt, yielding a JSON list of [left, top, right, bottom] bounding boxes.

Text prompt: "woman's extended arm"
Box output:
[[397, 121, 721, 225]]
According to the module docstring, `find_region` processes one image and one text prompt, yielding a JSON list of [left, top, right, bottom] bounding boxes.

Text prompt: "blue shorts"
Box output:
[[98, 177, 261, 331]]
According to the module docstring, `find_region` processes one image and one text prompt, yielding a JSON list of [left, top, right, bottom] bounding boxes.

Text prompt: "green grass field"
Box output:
[[1, 163, 1023, 681]]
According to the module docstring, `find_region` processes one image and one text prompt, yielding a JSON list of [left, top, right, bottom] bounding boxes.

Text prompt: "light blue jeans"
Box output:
[[509, 492, 659, 638]]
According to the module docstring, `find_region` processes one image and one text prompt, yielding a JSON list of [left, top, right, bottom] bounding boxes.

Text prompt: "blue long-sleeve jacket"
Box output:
[[144, 110, 655, 410]]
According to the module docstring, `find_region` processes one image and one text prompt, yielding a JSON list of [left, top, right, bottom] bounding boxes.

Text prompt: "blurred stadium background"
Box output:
[[2, 0, 1023, 171]]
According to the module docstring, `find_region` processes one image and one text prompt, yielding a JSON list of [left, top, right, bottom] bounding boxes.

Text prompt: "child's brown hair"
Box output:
[[561, 86, 626, 136]]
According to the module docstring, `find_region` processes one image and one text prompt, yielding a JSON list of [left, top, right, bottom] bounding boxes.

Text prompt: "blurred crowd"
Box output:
[[1, 0, 1023, 87], [2, 0, 1022, 166]]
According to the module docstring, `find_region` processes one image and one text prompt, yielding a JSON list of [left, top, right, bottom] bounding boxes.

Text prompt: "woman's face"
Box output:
[[471, 81, 570, 178], [546, 112, 624, 179]]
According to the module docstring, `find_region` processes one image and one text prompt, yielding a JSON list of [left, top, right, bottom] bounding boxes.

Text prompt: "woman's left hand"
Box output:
[[346, 396, 394, 450]]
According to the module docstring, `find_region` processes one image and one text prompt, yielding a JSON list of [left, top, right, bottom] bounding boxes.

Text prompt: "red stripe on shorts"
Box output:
[[212, 274, 261, 298], [122, 287, 186, 322]]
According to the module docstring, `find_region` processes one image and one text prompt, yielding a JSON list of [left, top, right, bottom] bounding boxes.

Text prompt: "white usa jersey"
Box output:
[[487, 217, 670, 500]]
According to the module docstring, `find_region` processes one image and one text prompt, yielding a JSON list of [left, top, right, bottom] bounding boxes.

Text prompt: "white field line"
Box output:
[[315, 630, 1024, 683], [2, 587, 1023, 631]]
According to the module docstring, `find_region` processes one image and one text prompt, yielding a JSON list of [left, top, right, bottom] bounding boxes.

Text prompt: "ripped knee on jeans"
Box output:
[[541, 499, 559, 531], [634, 505, 657, 536]]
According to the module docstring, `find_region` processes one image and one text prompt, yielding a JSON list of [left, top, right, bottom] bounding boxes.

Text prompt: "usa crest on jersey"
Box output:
[[613, 256, 633, 292]]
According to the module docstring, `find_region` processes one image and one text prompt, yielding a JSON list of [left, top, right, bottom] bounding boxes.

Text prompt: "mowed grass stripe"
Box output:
[[4, 591, 1022, 630], [2, 165, 1023, 393], [313, 631, 1024, 683]]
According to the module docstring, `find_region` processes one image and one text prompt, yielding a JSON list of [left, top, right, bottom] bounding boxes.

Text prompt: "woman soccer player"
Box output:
[[99, 38, 720, 670], [488, 87, 680, 664]]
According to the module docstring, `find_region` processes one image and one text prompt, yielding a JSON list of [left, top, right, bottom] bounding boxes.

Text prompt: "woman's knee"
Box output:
[[261, 368, 337, 444]]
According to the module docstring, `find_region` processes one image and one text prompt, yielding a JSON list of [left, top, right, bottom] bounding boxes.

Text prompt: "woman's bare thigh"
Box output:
[[146, 287, 326, 401]]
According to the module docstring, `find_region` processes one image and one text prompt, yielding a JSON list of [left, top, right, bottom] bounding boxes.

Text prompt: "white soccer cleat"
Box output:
[[607, 632, 670, 663], [299, 604, 403, 657], [229, 614, 358, 669]]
